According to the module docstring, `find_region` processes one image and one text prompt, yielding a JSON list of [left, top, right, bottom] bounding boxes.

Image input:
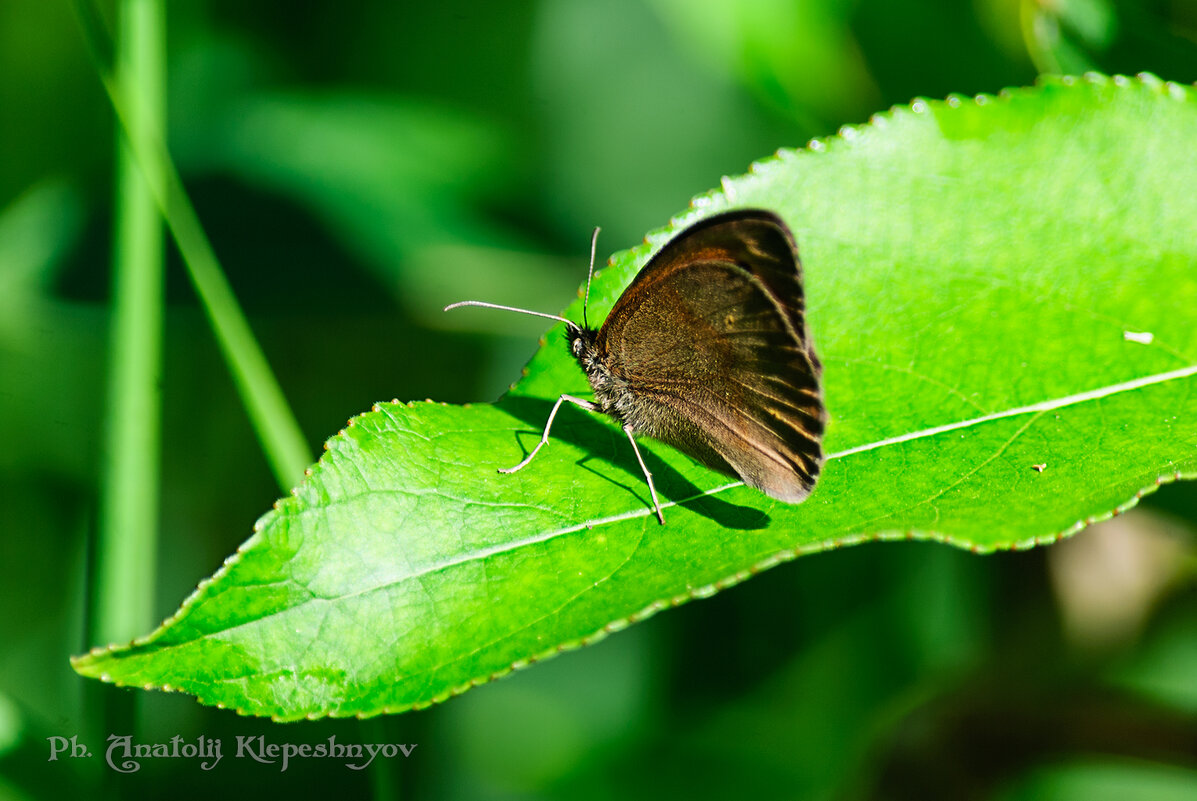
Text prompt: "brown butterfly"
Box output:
[[447, 209, 826, 524]]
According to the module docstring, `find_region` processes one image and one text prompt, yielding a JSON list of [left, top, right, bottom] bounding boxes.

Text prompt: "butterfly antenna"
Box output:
[[582, 226, 600, 330], [443, 300, 577, 329]]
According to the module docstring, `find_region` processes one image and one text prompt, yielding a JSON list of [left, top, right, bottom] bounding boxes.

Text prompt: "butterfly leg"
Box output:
[[500, 394, 599, 474], [623, 425, 665, 525]]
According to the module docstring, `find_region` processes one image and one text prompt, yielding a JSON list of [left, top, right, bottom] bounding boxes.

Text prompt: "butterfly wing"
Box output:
[[595, 210, 825, 502]]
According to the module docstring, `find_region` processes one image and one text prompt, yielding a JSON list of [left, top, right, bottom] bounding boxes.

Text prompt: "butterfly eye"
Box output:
[[571, 339, 583, 357]]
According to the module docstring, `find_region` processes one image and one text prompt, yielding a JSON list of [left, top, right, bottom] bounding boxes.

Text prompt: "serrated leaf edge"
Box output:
[[71, 72, 1197, 721]]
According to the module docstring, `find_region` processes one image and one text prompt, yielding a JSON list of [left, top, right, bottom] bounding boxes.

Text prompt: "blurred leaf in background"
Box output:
[[1, 0, 1195, 799], [1023, 0, 1197, 78]]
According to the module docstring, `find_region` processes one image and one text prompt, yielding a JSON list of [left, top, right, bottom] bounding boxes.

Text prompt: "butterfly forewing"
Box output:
[[594, 211, 826, 502]]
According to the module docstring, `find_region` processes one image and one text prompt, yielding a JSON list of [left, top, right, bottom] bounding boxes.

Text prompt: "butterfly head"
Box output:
[[566, 321, 622, 416], [568, 320, 612, 382], [566, 322, 599, 364]]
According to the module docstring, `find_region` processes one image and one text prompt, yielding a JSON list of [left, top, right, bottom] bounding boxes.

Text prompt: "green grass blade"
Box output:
[[69, 0, 311, 490], [93, 0, 165, 647]]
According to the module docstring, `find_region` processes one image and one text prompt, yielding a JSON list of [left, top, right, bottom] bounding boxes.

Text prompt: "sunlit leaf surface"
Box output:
[[74, 75, 1197, 720]]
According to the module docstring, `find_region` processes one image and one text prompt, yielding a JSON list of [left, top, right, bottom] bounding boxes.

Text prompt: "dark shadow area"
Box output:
[[856, 680, 1197, 801], [498, 395, 770, 530]]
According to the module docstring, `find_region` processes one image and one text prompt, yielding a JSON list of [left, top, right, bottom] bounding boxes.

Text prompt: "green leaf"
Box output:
[[73, 74, 1197, 719]]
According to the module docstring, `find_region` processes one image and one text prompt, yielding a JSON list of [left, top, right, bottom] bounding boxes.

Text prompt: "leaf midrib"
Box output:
[[140, 361, 1197, 658]]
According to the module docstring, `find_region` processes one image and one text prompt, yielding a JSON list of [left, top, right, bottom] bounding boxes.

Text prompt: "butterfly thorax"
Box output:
[[568, 325, 635, 424]]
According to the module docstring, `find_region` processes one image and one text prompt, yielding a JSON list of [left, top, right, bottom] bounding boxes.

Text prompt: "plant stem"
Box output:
[[72, 0, 312, 495], [94, 0, 165, 647]]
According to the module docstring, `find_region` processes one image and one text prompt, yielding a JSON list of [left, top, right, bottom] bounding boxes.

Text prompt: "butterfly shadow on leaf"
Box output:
[[498, 396, 772, 530]]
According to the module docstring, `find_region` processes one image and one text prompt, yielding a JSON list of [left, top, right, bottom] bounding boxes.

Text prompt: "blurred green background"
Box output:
[[2, 0, 1196, 798]]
